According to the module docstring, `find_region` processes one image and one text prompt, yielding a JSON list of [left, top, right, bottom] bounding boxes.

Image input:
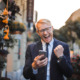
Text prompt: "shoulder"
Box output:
[[28, 41, 40, 48], [54, 38, 68, 47]]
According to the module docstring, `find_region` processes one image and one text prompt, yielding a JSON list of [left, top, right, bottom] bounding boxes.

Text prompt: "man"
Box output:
[[23, 19, 73, 80]]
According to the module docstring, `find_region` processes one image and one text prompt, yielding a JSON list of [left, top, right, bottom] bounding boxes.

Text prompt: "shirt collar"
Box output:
[[41, 38, 54, 46], [49, 38, 54, 46]]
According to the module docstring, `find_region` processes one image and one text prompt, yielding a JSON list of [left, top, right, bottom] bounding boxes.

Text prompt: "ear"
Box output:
[[52, 26, 54, 31]]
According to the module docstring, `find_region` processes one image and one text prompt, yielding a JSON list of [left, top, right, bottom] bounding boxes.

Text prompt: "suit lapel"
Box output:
[[53, 38, 58, 50], [36, 40, 42, 55], [31, 40, 42, 60], [36, 41, 46, 78], [51, 38, 59, 61]]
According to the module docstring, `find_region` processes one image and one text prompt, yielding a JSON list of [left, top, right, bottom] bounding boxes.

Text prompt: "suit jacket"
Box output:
[[23, 38, 73, 80]]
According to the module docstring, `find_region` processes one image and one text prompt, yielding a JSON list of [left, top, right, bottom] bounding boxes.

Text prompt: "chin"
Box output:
[[44, 39, 51, 43], [42, 37, 52, 43]]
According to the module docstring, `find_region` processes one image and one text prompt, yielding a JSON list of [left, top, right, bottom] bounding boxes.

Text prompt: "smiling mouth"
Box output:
[[44, 35, 50, 39]]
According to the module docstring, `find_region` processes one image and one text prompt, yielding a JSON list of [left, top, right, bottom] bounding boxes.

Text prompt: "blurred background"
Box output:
[[0, 0, 80, 80]]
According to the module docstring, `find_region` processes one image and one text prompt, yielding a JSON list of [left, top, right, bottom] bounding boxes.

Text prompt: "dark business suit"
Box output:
[[23, 38, 73, 80]]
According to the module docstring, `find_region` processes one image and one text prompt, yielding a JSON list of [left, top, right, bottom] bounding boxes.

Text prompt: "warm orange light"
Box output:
[[70, 50, 74, 58], [2, 18, 8, 24], [3, 8, 8, 15], [4, 26, 9, 40], [2, 8, 8, 24]]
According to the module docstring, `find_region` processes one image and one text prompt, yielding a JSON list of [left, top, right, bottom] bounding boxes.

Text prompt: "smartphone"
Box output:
[[39, 50, 47, 60]]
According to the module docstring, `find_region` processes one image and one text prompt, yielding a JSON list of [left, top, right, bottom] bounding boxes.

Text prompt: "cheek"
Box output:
[[50, 31, 53, 35], [38, 33, 43, 37]]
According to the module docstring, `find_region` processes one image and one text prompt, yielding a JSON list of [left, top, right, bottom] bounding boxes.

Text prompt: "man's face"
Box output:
[[37, 23, 53, 43]]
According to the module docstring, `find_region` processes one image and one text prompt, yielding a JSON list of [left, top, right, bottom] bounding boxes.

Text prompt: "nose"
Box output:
[[43, 30, 48, 34]]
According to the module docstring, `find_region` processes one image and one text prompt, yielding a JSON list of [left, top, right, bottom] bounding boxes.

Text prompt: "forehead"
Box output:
[[37, 23, 51, 30]]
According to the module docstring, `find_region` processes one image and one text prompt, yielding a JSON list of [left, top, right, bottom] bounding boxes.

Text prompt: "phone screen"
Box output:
[[39, 50, 47, 60]]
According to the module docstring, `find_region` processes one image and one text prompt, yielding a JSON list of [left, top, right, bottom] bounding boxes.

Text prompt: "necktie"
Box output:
[[46, 43, 49, 57]]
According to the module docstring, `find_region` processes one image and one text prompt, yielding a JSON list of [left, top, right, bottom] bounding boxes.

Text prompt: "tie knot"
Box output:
[[46, 43, 49, 46]]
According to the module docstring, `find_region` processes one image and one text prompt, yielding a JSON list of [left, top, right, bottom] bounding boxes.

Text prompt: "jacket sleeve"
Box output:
[[57, 44, 73, 78], [23, 45, 36, 79]]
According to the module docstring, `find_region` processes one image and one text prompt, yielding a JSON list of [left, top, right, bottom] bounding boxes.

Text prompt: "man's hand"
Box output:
[[54, 45, 64, 58], [32, 55, 48, 69]]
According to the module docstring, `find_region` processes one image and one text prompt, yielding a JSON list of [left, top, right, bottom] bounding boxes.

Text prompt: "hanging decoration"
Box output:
[[9, 21, 26, 34], [8, 1, 20, 20]]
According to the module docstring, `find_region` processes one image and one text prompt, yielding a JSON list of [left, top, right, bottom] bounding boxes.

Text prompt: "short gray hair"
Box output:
[[35, 19, 52, 31]]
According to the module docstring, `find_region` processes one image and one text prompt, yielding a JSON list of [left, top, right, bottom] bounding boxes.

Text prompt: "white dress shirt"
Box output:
[[42, 39, 54, 80], [33, 39, 54, 80]]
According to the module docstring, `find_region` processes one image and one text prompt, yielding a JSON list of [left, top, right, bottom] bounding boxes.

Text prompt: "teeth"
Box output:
[[44, 36, 49, 38], [44, 36, 47, 37], [43, 35, 50, 38]]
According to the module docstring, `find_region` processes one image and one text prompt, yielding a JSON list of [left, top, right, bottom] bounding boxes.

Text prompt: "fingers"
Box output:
[[54, 45, 64, 58], [34, 55, 44, 63], [37, 58, 48, 67], [32, 55, 48, 69], [54, 45, 64, 52], [54, 45, 64, 51], [35, 55, 44, 60]]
